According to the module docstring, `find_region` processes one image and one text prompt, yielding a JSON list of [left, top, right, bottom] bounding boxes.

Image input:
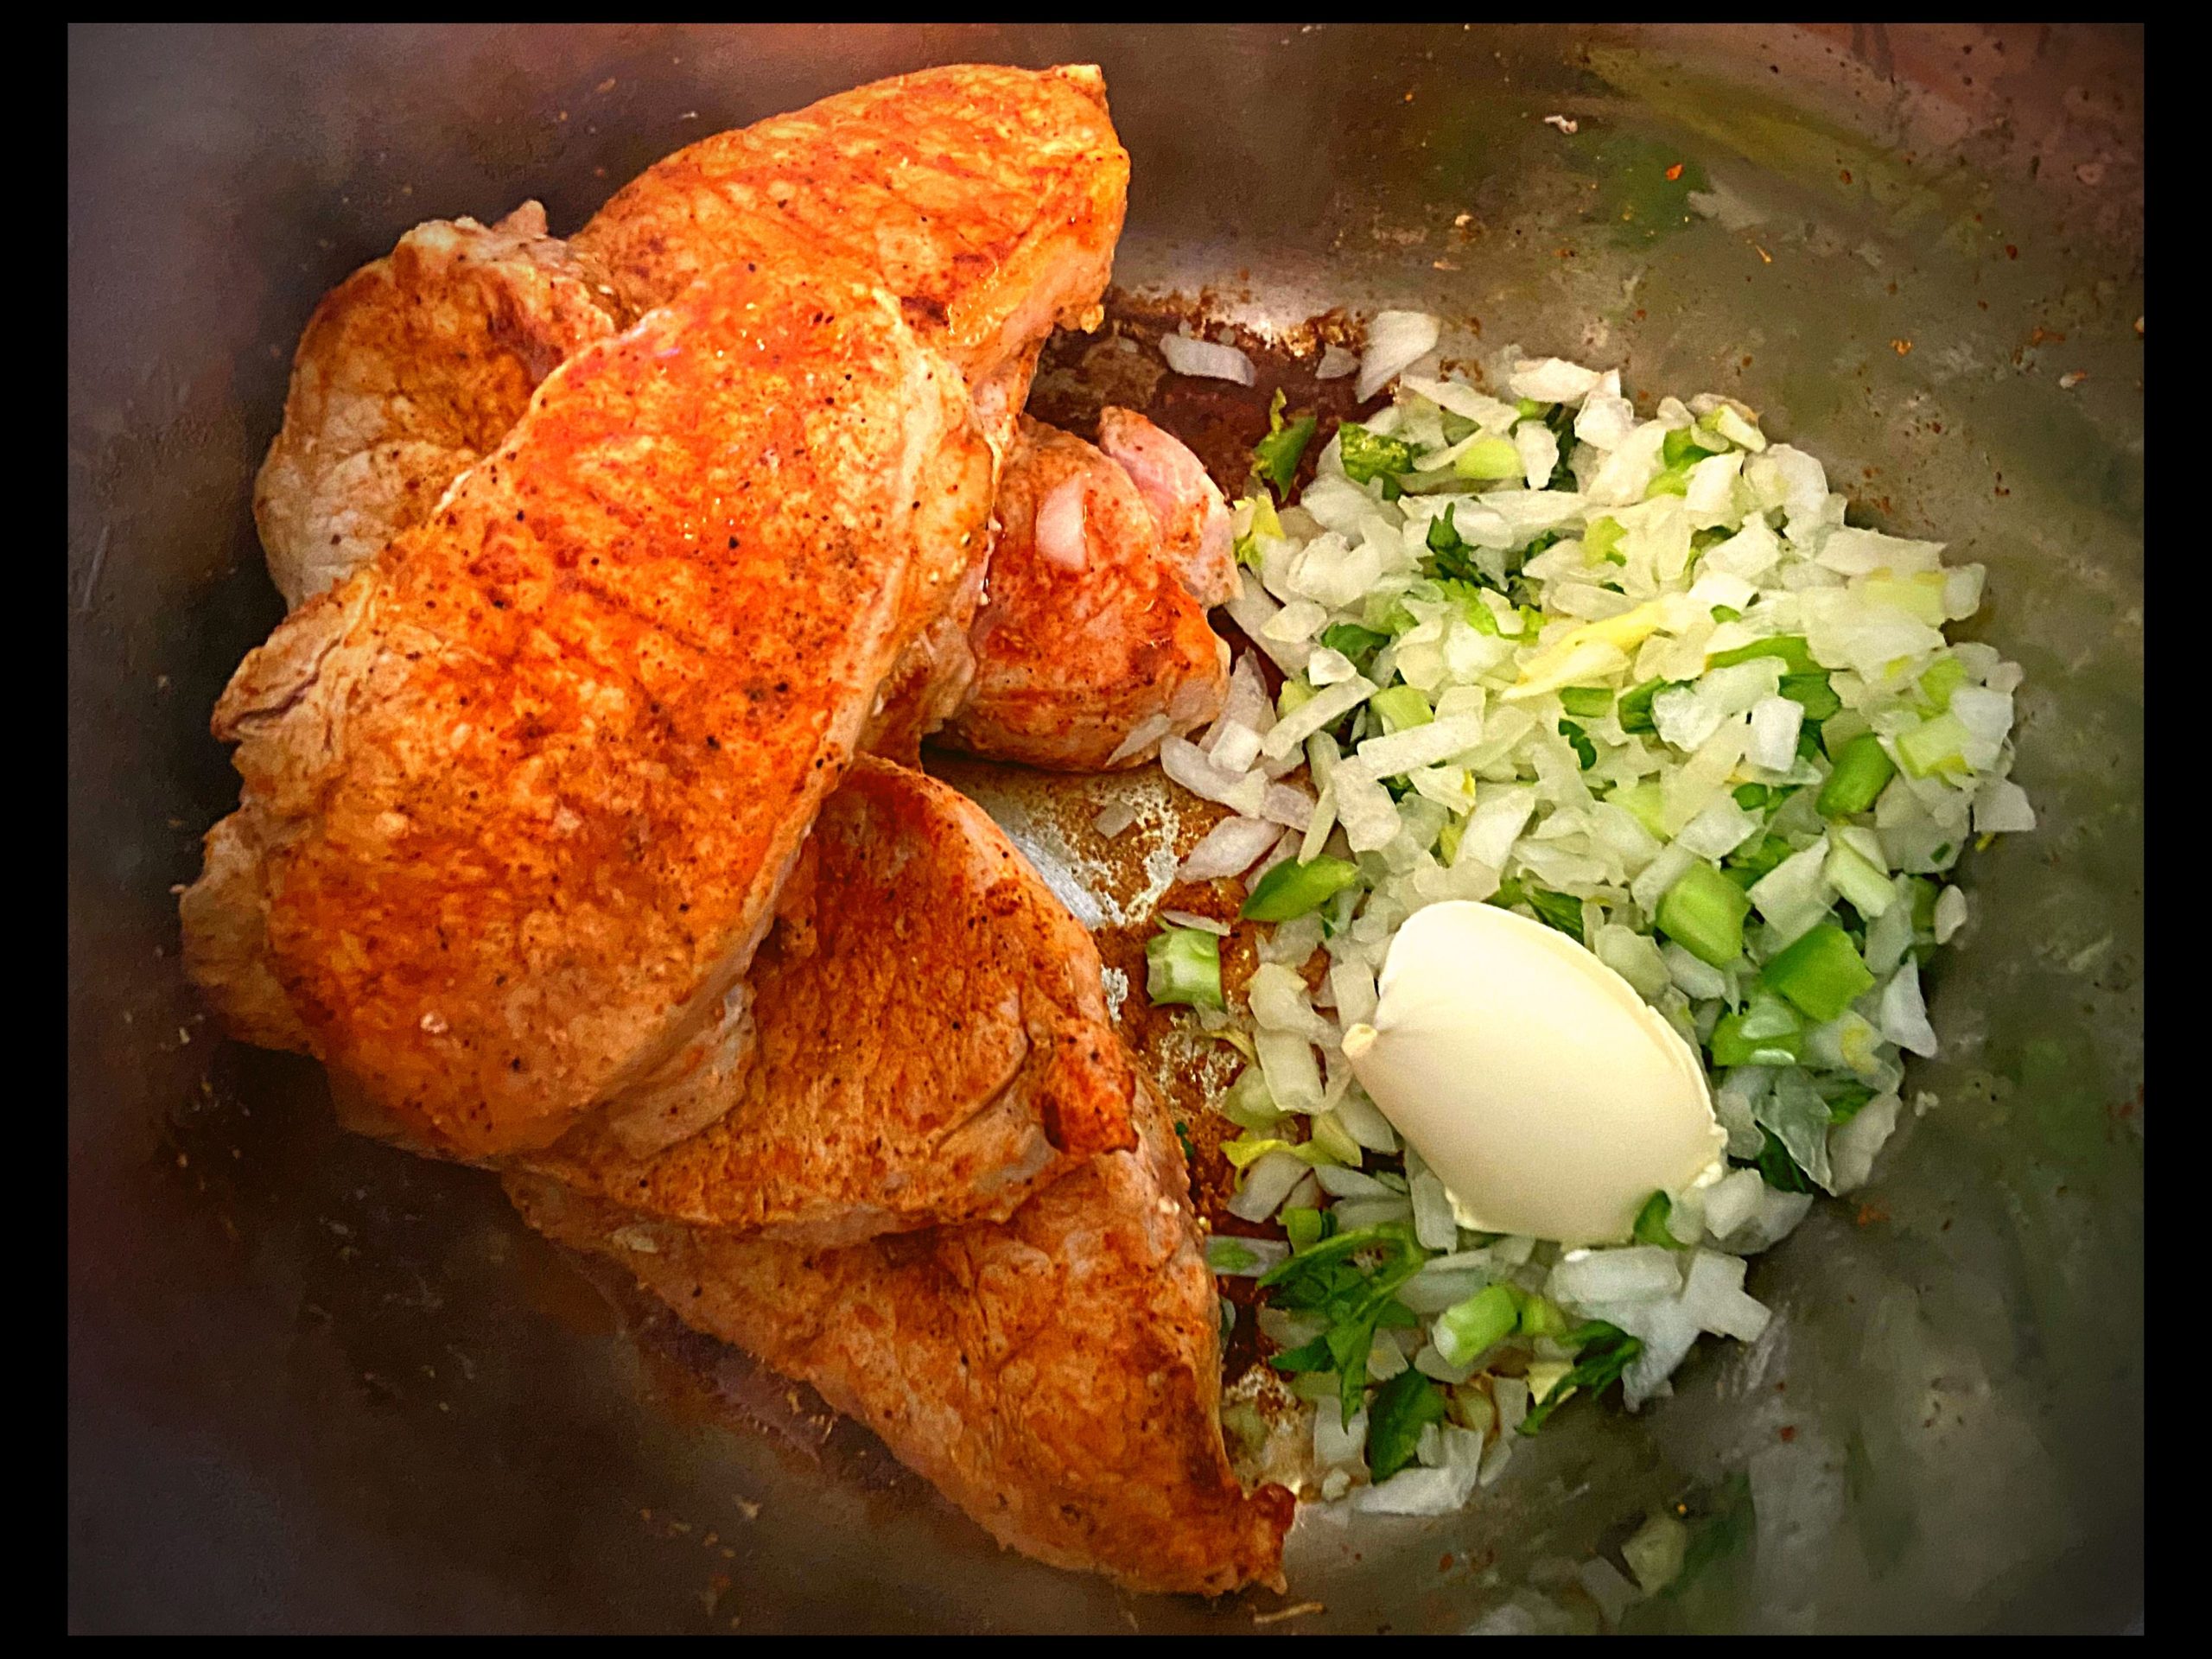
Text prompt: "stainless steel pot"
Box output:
[[68, 23, 2142, 1632]]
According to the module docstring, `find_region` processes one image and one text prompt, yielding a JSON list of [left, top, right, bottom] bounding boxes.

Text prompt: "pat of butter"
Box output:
[[1342, 900, 1726, 1246]]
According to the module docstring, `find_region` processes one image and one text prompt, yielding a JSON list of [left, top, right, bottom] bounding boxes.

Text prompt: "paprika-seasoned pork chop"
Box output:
[[505, 1066, 1293, 1596], [252, 203, 633, 610], [187, 257, 993, 1161], [942, 415, 1230, 771], [518, 756, 1135, 1241]]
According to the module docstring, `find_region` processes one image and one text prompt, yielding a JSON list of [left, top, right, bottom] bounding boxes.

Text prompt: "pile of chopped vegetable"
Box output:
[[1143, 327, 2033, 1515]]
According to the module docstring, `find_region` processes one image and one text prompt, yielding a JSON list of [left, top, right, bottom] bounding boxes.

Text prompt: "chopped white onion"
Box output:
[[1160, 331, 1256, 384], [1357, 309, 1442, 401]]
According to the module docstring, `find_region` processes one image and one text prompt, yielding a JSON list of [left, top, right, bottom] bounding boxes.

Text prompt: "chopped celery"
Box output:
[[1824, 838, 1895, 918], [1708, 1003, 1804, 1068], [1516, 1292, 1573, 1338], [1454, 435, 1523, 480], [1283, 1205, 1329, 1250], [1656, 861, 1751, 968], [1760, 922, 1874, 1022], [1615, 780, 1669, 839], [1146, 926, 1224, 1010], [1252, 388, 1318, 495], [1242, 855, 1362, 921], [1434, 1283, 1519, 1366], [1818, 732, 1897, 817], [1896, 712, 1972, 778], [1918, 654, 1969, 713], [1338, 423, 1417, 485], [1585, 516, 1628, 565], [1707, 634, 1818, 675], [1560, 686, 1615, 717], [1370, 684, 1433, 733]]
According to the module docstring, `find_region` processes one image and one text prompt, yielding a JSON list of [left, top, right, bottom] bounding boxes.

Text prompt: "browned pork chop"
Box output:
[[518, 756, 1135, 1240], [505, 1067, 1292, 1596], [187, 257, 993, 1160], [575, 63, 1128, 387], [941, 415, 1229, 771]]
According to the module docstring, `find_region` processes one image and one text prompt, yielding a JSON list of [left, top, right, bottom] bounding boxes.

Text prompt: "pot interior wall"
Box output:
[[68, 22, 2141, 1633]]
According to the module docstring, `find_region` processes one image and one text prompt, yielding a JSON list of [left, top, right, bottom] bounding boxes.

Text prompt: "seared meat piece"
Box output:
[[505, 1066, 1293, 1596], [518, 756, 1134, 1241], [254, 204, 631, 610], [1096, 406, 1238, 609], [940, 416, 1229, 771], [187, 257, 993, 1160], [575, 64, 1127, 387]]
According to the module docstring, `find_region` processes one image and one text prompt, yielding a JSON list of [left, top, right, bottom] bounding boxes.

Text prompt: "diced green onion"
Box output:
[[1656, 861, 1751, 968], [1780, 671, 1841, 721], [1434, 1283, 1519, 1367], [1707, 634, 1818, 675], [1307, 1109, 1363, 1166], [1896, 712, 1972, 779], [1206, 1236, 1262, 1274], [1365, 1368, 1450, 1481], [1908, 877, 1941, 934], [1632, 1190, 1688, 1249], [1427, 502, 1466, 556], [1454, 435, 1523, 480], [1818, 732, 1897, 817], [1242, 855, 1362, 921], [1252, 388, 1318, 495], [1560, 686, 1615, 717], [1370, 684, 1433, 734], [1759, 921, 1875, 1022], [1219, 1065, 1284, 1130], [1585, 516, 1628, 565], [1558, 719, 1598, 769], [1618, 677, 1667, 733], [1338, 423, 1416, 485], [1320, 621, 1389, 661], [1146, 926, 1224, 1009]]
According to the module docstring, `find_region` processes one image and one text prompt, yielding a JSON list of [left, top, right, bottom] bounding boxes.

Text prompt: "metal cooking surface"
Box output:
[[69, 23, 2141, 1632]]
